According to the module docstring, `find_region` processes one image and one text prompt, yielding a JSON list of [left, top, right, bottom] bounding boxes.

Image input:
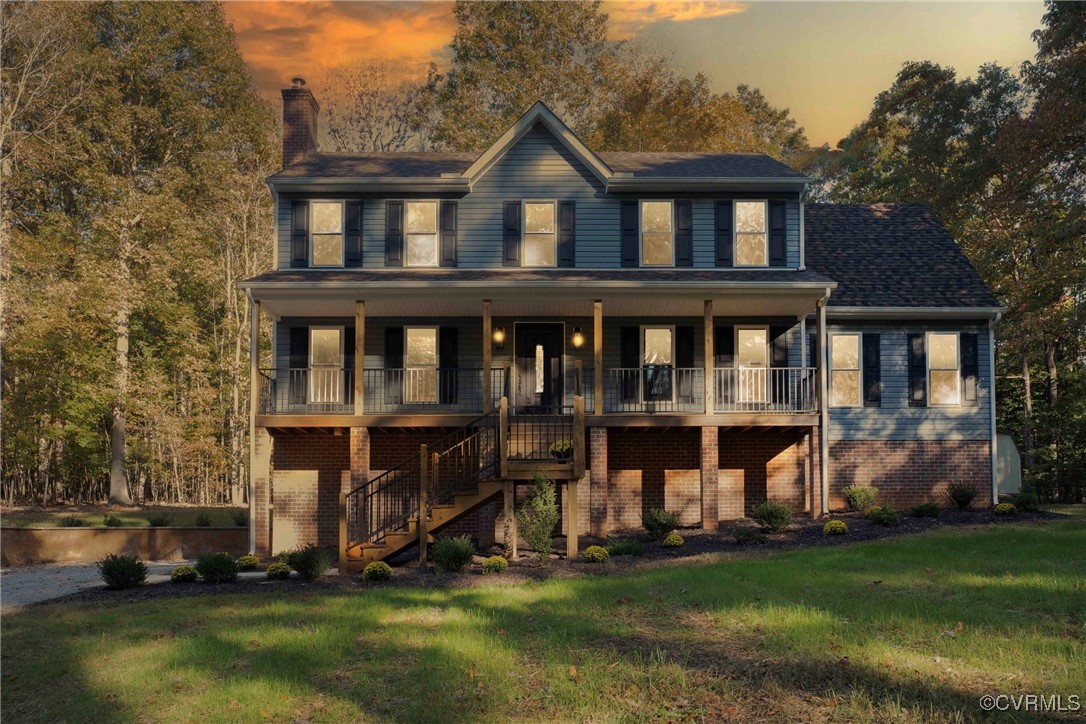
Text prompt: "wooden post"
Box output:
[[338, 489, 348, 574], [499, 396, 509, 478], [566, 479, 579, 559], [504, 481, 516, 559], [704, 300, 714, 414], [817, 298, 829, 516], [354, 301, 365, 413], [248, 298, 260, 556], [482, 300, 492, 413], [593, 300, 603, 416], [573, 395, 585, 480], [418, 443, 429, 564], [574, 359, 583, 397]]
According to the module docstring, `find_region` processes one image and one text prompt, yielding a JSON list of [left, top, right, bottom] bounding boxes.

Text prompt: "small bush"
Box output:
[[734, 527, 768, 545], [994, 502, 1017, 515], [481, 556, 508, 575], [195, 551, 238, 583], [641, 508, 680, 540], [910, 503, 941, 518], [945, 483, 977, 511], [171, 565, 199, 583], [194, 512, 212, 527], [433, 535, 475, 572], [286, 544, 332, 580], [662, 532, 685, 548], [362, 561, 393, 581], [548, 439, 574, 460], [751, 502, 792, 532], [265, 561, 291, 580], [59, 515, 85, 527], [147, 514, 170, 527], [103, 514, 124, 528], [237, 555, 260, 572], [865, 505, 901, 527], [232, 510, 248, 527], [583, 545, 609, 563], [842, 485, 880, 511], [605, 540, 643, 557], [97, 554, 147, 590], [516, 473, 560, 565], [823, 519, 849, 536], [1012, 492, 1039, 512]]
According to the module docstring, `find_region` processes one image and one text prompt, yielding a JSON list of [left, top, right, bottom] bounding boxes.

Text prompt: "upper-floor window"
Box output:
[[641, 200, 673, 266], [523, 201, 556, 267], [735, 200, 768, 266], [311, 201, 344, 267], [830, 333, 861, 407], [928, 332, 960, 405], [406, 201, 438, 267]]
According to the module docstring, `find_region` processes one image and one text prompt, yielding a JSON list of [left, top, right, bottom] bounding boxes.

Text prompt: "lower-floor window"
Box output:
[[405, 326, 438, 403], [736, 327, 768, 402], [642, 326, 674, 401]]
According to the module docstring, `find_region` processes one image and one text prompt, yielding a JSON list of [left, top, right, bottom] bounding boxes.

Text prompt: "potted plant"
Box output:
[[548, 439, 574, 461]]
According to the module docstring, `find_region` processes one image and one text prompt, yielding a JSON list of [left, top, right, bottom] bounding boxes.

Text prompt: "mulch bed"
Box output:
[[33, 508, 1065, 609]]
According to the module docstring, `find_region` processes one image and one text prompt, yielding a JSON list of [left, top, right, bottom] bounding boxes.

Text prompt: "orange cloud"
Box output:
[[604, 1, 749, 39]]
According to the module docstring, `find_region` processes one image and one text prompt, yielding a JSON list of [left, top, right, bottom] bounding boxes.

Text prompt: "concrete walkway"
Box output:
[[0, 561, 187, 612]]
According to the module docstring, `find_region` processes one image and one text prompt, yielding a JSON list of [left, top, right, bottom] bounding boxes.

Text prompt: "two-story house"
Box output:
[[240, 78, 1001, 570]]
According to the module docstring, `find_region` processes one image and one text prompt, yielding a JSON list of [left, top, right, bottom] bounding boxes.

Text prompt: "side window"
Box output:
[[928, 332, 960, 405], [311, 201, 344, 267], [405, 201, 438, 267], [735, 200, 767, 266], [830, 333, 861, 407], [523, 201, 556, 267], [640, 201, 673, 266]]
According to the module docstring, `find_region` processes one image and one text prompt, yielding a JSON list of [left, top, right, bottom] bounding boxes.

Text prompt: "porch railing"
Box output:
[[362, 368, 507, 413], [602, 368, 705, 413], [506, 405, 578, 462], [714, 367, 817, 413], [257, 368, 354, 414]]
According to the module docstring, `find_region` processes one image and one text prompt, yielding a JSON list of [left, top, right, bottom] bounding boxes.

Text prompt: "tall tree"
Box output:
[[317, 60, 432, 152]]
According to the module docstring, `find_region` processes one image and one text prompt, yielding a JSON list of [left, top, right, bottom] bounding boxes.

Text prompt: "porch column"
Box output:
[[816, 298, 829, 515], [704, 300, 714, 414], [700, 426, 719, 530], [566, 480, 579, 558], [589, 427, 608, 536], [248, 297, 262, 556], [593, 300, 603, 416], [251, 427, 272, 558], [482, 299, 493, 413], [354, 301, 365, 413]]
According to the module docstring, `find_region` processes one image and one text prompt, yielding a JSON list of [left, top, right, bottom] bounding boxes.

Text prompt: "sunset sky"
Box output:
[[224, 1, 1045, 147]]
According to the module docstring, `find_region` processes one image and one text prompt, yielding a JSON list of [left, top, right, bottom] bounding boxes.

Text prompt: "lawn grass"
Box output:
[[0, 505, 246, 528], [2, 520, 1084, 722]]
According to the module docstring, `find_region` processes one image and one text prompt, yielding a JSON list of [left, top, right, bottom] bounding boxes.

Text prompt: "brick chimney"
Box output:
[[281, 77, 319, 167]]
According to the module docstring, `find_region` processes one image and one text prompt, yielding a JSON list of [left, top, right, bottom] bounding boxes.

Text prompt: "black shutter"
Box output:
[[289, 327, 308, 404], [769, 325, 789, 406], [385, 200, 403, 267], [503, 201, 521, 266], [675, 201, 693, 267], [344, 201, 363, 267], [961, 332, 979, 407], [908, 333, 927, 407], [808, 331, 818, 368], [440, 201, 457, 267], [862, 333, 881, 407], [714, 200, 733, 267], [620, 200, 638, 267], [676, 326, 695, 401], [768, 200, 787, 266], [558, 201, 575, 267], [714, 325, 734, 404], [439, 326, 458, 404], [344, 326, 356, 406], [384, 326, 404, 405], [620, 326, 639, 403], [291, 200, 309, 268]]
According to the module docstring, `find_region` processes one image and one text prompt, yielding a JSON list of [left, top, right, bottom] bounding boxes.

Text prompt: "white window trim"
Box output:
[[308, 326, 344, 403], [404, 199, 440, 268], [829, 333, 862, 408], [734, 325, 769, 403], [927, 331, 961, 407], [734, 199, 769, 268], [404, 325, 439, 404], [640, 325, 676, 403], [639, 199, 674, 267], [521, 199, 558, 268], [309, 200, 345, 268]]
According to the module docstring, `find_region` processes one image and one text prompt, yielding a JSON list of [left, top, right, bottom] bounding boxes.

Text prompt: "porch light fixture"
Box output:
[[572, 326, 585, 349], [493, 326, 506, 349]]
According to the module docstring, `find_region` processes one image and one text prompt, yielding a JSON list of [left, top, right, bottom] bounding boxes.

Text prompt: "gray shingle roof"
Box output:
[[270, 152, 478, 179], [805, 203, 999, 308], [599, 152, 807, 179], [243, 268, 833, 285]]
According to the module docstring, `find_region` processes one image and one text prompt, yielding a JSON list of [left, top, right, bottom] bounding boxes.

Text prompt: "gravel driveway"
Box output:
[[1, 562, 180, 612]]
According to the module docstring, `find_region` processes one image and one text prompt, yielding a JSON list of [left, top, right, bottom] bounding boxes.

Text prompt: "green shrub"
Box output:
[[605, 540, 643, 557], [194, 512, 212, 527], [433, 535, 475, 572], [232, 510, 248, 527], [1012, 492, 1039, 512], [734, 527, 768, 545], [286, 544, 332, 580], [147, 514, 170, 527], [548, 439, 574, 460], [945, 483, 977, 511], [97, 554, 147, 590], [994, 502, 1017, 515], [237, 555, 260, 572], [170, 565, 199, 583], [481, 556, 508, 575], [641, 508, 680, 540], [362, 561, 392, 581], [823, 520, 849, 536], [516, 472, 560, 565], [909, 503, 941, 518], [265, 561, 291, 580], [841, 485, 880, 511], [865, 505, 901, 527], [59, 515, 85, 527], [583, 545, 609, 563], [195, 551, 238, 583], [662, 533, 685, 548], [751, 502, 792, 532], [103, 514, 124, 528]]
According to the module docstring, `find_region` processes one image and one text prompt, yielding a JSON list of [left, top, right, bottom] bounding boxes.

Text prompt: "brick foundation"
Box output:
[[269, 430, 349, 553], [607, 428, 701, 528], [718, 428, 811, 519], [252, 427, 272, 558]]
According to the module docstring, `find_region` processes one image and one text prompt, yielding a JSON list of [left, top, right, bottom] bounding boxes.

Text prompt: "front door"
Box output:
[[514, 323, 564, 411]]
